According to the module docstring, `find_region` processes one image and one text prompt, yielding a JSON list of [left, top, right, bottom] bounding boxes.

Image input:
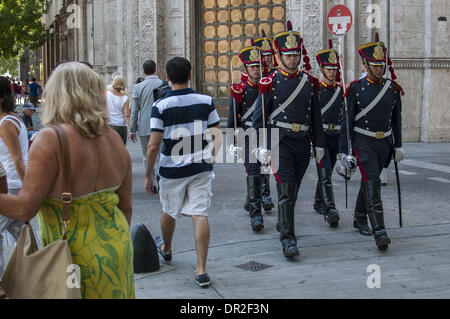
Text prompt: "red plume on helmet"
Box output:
[[386, 49, 397, 81], [287, 20, 293, 31], [375, 32, 380, 42], [336, 63, 342, 82], [273, 55, 279, 67], [251, 39, 256, 46], [302, 43, 311, 71], [261, 29, 267, 38], [328, 39, 333, 49]]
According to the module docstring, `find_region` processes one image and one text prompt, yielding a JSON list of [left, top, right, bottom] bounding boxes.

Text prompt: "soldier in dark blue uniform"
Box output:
[[227, 44, 266, 232], [254, 30, 278, 77], [312, 41, 344, 227], [253, 21, 325, 258], [337, 34, 404, 250], [252, 31, 276, 213]]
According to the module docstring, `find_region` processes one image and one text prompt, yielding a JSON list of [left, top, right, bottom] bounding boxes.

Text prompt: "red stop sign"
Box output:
[[327, 5, 353, 36]]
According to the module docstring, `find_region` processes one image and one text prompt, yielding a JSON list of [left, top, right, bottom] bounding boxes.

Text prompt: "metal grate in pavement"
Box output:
[[235, 261, 273, 272]]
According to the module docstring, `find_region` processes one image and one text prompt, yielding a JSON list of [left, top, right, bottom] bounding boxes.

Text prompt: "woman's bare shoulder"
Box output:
[[0, 115, 22, 137], [0, 113, 21, 128], [29, 127, 59, 151]]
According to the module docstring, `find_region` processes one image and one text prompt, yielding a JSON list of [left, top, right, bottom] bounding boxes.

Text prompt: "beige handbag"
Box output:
[[0, 125, 81, 299]]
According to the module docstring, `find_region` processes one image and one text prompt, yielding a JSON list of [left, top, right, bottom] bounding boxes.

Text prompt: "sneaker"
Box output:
[[155, 235, 172, 263], [195, 273, 211, 288]]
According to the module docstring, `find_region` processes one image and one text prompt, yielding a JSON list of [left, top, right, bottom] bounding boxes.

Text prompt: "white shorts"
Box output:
[[159, 170, 215, 219]]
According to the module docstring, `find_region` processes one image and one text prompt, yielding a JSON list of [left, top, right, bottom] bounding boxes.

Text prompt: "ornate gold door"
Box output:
[[196, 0, 286, 117]]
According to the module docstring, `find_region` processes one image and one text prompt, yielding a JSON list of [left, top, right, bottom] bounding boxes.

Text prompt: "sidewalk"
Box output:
[[130, 141, 450, 299], [3, 140, 450, 299]]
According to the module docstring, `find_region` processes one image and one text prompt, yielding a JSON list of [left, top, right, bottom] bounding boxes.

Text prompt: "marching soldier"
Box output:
[[253, 21, 325, 258], [337, 34, 404, 250], [252, 31, 277, 213], [227, 44, 266, 231], [254, 30, 278, 77], [313, 40, 344, 227]]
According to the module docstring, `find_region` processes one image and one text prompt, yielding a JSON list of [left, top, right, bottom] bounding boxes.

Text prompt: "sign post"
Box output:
[[328, 5, 353, 208]]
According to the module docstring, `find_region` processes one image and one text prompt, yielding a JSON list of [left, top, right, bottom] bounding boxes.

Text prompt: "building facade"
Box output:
[[42, 0, 450, 142]]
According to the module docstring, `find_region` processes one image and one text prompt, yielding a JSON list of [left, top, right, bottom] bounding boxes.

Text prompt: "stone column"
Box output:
[[286, 0, 323, 78], [139, 0, 158, 63]]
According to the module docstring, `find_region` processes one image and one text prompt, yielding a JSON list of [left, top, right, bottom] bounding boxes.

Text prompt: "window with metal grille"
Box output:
[[196, 0, 286, 117]]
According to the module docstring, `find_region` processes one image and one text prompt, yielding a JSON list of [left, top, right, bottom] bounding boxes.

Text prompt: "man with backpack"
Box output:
[[130, 60, 164, 191]]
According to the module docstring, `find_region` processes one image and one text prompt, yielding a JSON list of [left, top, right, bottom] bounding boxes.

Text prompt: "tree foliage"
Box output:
[[0, 0, 48, 59], [0, 55, 19, 76]]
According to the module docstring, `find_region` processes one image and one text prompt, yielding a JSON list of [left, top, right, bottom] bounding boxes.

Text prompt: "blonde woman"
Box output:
[[107, 77, 130, 144], [0, 63, 135, 299]]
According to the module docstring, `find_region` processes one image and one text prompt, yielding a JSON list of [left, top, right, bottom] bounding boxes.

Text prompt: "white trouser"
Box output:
[[0, 189, 24, 276]]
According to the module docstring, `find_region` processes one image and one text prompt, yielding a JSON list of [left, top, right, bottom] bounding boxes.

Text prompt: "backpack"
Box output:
[[153, 81, 171, 102]]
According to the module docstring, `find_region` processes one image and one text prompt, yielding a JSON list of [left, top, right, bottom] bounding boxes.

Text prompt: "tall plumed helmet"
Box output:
[[315, 39, 340, 81], [329, 39, 341, 82], [254, 29, 278, 68], [358, 32, 397, 80], [273, 20, 310, 70]]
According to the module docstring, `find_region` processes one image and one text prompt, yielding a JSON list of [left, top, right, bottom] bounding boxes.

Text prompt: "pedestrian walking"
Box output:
[[28, 78, 40, 106], [0, 62, 135, 298], [22, 79, 29, 103], [0, 76, 28, 298], [129, 60, 163, 190], [145, 57, 222, 287], [16, 82, 22, 105], [106, 76, 130, 144]]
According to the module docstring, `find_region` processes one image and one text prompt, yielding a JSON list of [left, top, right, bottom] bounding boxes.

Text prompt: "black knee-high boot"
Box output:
[[365, 180, 391, 250], [317, 167, 340, 227], [277, 183, 299, 258], [247, 175, 264, 231], [353, 182, 372, 236], [313, 181, 323, 215], [261, 174, 274, 212]]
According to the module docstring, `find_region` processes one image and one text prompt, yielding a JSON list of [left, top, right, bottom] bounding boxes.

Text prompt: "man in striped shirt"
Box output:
[[145, 57, 222, 287]]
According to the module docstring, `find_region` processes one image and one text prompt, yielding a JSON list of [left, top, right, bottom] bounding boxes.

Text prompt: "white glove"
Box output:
[[336, 153, 358, 180], [253, 147, 272, 166], [394, 147, 405, 163], [234, 127, 243, 137], [314, 147, 324, 164], [227, 144, 243, 160]]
